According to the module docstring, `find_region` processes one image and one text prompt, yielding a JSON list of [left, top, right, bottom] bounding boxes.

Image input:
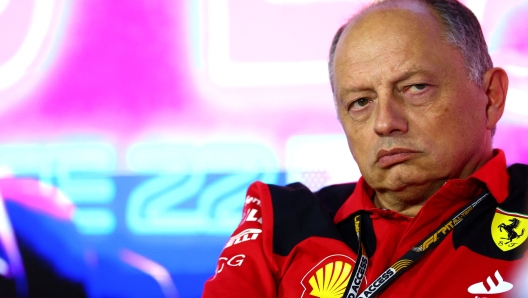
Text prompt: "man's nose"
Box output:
[[373, 94, 408, 136]]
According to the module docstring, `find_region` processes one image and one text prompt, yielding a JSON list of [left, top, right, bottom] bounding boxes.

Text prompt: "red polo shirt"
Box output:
[[203, 149, 528, 297]]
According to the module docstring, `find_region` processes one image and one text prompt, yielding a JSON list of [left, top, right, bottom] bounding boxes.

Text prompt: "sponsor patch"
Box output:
[[216, 254, 246, 274], [491, 207, 528, 251], [468, 270, 513, 295], [242, 208, 262, 224], [300, 254, 357, 298], [245, 195, 261, 206], [225, 228, 262, 248]]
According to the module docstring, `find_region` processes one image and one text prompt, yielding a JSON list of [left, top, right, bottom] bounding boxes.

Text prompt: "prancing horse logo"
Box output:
[[491, 208, 528, 251], [498, 218, 525, 244]]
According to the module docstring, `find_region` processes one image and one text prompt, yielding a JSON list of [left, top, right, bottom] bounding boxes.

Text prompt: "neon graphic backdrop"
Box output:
[[0, 0, 526, 297]]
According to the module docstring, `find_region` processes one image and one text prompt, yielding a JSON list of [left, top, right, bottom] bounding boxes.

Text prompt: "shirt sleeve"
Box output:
[[202, 181, 277, 297]]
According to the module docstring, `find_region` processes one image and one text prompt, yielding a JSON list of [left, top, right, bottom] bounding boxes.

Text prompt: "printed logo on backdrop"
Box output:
[[491, 208, 528, 251], [0, 0, 68, 115], [300, 254, 359, 298]]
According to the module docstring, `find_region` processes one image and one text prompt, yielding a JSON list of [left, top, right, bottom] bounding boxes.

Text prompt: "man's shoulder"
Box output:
[[506, 163, 528, 199], [507, 163, 528, 181], [260, 182, 356, 256], [500, 163, 528, 211], [315, 183, 357, 218], [262, 181, 357, 218], [452, 163, 528, 262]]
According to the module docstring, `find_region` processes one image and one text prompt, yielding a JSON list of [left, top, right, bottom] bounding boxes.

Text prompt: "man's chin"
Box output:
[[367, 171, 433, 193], [368, 173, 445, 204]]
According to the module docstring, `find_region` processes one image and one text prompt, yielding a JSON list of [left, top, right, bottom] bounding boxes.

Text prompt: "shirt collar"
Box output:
[[469, 149, 509, 203], [334, 149, 510, 223]]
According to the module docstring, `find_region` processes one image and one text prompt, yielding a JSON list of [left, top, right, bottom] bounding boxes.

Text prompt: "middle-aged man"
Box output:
[[203, 0, 528, 297]]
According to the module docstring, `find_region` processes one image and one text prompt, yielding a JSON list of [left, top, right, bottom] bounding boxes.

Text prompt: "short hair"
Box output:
[[328, 0, 493, 93]]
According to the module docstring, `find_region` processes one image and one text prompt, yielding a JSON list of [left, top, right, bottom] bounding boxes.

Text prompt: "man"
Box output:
[[203, 0, 528, 297]]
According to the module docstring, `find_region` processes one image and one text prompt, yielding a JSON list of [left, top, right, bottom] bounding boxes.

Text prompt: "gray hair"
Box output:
[[328, 0, 493, 93]]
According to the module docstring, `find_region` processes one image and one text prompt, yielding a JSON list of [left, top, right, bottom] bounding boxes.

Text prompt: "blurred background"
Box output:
[[0, 0, 527, 297]]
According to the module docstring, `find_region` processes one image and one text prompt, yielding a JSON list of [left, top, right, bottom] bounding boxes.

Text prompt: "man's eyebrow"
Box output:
[[393, 68, 436, 82], [338, 86, 371, 101], [340, 86, 369, 94], [337, 67, 437, 98]]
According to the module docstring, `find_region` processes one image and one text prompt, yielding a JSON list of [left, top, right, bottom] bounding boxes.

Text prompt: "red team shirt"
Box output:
[[203, 150, 528, 297]]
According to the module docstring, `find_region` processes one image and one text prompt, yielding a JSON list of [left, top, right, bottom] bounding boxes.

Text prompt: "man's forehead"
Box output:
[[335, 4, 442, 63], [343, 0, 436, 37], [331, 0, 465, 93]]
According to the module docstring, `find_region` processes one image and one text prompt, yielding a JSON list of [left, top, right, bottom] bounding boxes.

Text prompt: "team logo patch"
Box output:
[[491, 207, 528, 251], [300, 255, 357, 298]]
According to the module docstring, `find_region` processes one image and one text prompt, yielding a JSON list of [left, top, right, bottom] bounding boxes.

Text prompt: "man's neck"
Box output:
[[372, 180, 444, 217]]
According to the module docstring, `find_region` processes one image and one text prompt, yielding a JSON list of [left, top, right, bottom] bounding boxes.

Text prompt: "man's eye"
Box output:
[[357, 98, 369, 106], [350, 98, 370, 110], [409, 84, 428, 91]]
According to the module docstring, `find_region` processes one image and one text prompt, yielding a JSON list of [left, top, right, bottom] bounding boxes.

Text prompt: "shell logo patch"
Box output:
[[491, 207, 528, 251], [300, 254, 356, 298]]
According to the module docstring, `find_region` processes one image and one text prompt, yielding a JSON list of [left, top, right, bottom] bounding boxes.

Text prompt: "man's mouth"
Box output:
[[376, 148, 420, 168]]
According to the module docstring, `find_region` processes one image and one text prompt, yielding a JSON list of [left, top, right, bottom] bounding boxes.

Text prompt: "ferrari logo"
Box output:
[[491, 207, 528, 251]]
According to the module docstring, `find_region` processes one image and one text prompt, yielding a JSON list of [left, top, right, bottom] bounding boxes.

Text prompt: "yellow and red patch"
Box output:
[[300, 255, 356, 298], [491, 207, 528, 251]]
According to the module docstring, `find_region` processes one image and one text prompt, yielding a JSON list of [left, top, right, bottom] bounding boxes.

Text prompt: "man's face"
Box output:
[[332, 6, 492, 197]]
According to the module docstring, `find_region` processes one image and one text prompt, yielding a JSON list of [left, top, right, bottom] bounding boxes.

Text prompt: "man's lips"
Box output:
[[376, 148, 420, 168]]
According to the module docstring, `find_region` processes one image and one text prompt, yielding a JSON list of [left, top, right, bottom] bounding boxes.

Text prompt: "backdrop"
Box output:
[[0, 0, 527, 297]]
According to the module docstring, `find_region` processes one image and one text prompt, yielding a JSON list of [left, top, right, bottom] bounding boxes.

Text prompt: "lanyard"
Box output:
[[343, 191, 490, 298]]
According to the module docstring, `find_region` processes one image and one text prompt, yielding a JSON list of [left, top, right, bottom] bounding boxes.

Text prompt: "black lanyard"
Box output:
[[343, 191, 490, 298]]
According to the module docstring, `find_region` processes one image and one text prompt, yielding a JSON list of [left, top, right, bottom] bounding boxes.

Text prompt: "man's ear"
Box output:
[[482, 67, 508, 131]]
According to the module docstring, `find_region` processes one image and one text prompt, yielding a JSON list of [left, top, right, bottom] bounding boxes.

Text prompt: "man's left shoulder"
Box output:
[[507, 163, 528, 195], [502, 163, 528, 209], [451, 163, 528, 261]]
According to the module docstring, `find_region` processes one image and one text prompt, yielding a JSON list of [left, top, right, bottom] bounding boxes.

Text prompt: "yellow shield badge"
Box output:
[[491, 207, 528, 251]]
